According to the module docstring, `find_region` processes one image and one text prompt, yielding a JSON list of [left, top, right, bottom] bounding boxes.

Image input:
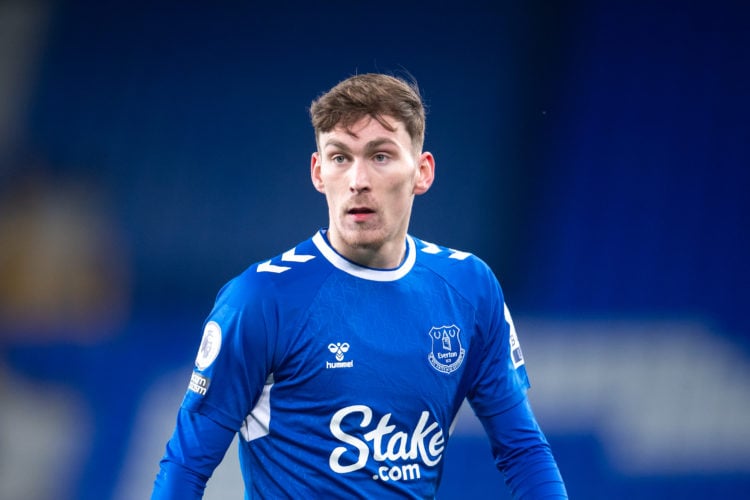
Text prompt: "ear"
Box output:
[[311, 152, 325, 193], [413, 151, 435, 195]]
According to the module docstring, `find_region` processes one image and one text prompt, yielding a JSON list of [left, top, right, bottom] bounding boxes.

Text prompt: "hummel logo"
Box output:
[[257, 247, 315, 273], [326, 342, 354, 369]]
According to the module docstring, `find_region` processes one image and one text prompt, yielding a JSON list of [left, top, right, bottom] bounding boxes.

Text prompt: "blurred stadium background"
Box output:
[[0, 1, 748, 499]]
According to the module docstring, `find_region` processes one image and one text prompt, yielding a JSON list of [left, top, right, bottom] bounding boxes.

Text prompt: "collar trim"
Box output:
[[312, 231, 415, 282]]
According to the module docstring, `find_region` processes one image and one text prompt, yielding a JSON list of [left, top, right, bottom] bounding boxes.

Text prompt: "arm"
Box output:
[[151, 408, 236, 499], [464, 265, 566, 498], [478, 396, 567, 499], [151, 273, 276, 498]]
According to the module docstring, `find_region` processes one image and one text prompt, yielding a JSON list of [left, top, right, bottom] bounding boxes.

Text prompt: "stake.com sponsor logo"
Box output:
[[328, 405, 445, 482]]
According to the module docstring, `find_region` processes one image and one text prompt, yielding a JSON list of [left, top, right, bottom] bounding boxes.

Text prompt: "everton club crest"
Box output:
[[428, 325, 465, 373]]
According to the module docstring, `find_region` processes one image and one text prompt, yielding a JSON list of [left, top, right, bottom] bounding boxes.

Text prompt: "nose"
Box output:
[[348, 160, 371, 193]]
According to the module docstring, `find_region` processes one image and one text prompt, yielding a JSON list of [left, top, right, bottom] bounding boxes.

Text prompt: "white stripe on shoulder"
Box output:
[[419, 240, 472, 260], [257, 247, 316, 274]]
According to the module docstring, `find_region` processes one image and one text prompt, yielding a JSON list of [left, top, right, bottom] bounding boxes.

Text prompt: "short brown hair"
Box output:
[[309, 73, 426, 152]]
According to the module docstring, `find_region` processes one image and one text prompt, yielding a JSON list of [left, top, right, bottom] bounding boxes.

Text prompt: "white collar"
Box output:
[[312, 230, 415, 282]]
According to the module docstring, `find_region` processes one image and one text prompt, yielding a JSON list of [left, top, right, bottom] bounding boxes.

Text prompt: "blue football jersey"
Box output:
[[180, 229, 530, 498]]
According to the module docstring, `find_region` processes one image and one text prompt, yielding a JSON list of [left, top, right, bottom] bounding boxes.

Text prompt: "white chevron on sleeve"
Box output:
[[257, 247, 315, 273], [257, 260, 290, 273], [281, 248, 315, 263], [448, 249, 471, 260], [421, 242, 441, 254], [421, 241, 471, 260]]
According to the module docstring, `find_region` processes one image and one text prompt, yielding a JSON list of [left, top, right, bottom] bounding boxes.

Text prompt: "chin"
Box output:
[[346, 234, 383, 249], [341, 228, 386, 249]]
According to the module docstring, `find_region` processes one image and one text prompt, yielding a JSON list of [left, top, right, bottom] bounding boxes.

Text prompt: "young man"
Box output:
[[152, 73, 567, 498]]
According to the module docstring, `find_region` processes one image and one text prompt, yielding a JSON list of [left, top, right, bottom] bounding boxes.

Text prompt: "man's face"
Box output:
[[311, 115, 434, 268]]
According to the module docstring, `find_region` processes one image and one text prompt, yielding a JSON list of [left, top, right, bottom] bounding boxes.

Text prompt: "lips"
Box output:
[[346, 206, 376, 222], [348, 207, 375, 214]]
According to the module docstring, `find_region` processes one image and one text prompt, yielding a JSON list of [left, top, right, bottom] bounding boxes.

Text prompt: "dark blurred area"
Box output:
[[0, 1, 747, 499]]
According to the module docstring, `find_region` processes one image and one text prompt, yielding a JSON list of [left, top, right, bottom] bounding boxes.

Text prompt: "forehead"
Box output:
[[318, 115, 411, 149]]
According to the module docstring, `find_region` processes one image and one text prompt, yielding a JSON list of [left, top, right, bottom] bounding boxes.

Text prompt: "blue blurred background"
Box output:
[[1, 1, 748, 499]]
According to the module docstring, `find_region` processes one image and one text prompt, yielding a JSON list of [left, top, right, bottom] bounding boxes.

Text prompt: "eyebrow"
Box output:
[[322, 137, 400, 154], [363, 138, 400, 153], [322, 139, 352, 153]]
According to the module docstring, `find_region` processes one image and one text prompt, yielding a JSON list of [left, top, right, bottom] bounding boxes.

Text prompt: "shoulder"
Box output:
[[412, 236, 494, 279], [411, 235, 504, 304], [215, 235, 331, 310]]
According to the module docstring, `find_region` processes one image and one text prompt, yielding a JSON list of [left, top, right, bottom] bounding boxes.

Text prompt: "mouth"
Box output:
[[347, 206, 376, 222], [347, 207, 375, 215]]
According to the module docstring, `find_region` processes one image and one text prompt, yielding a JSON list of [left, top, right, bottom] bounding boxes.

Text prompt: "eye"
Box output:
[[331, 154, 347, 164], [373, 153, 389, 164]]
